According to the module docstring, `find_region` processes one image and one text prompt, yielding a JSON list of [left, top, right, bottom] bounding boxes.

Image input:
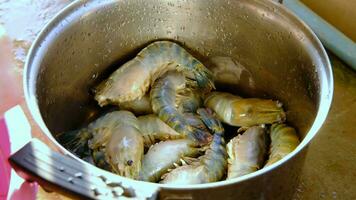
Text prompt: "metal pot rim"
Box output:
[[23, 0, 333, 189]]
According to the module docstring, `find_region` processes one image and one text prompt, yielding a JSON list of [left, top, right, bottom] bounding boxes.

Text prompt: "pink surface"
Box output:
[[0, 117, 37, 200], [8, 182, 38, 200], [0, 118, 11, 199]]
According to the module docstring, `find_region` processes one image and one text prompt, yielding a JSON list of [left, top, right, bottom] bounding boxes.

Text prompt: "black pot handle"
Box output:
[[8, 139, 159, 200]]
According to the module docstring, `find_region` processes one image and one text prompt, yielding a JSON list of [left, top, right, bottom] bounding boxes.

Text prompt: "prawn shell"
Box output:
[[264, 123, 300, 166], [137, 114, 183, 147], [160, 165, 207, 184], [57, 110, 132, 157], [95, 58, 153, 106], [204, 92, 286, 127], [184, 113, 208, 131], [151, 71, 212, 145], [161, 108, 227, 184], [139, 139, 201, 182], [106, 123, 144, 180], [88, 111, 144, 179], [88, 111, 138, 149], [119, 94, 153, 115], [226, 126, 267, 179], [95, 41, 214, 106], [177, 89, 203, 113]]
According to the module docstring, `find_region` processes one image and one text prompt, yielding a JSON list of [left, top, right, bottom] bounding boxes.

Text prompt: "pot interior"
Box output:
[[27, 0, 330, 171]]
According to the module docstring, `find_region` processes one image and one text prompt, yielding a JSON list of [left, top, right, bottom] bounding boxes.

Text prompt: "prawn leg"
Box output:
[[56, 128, 92, 157]]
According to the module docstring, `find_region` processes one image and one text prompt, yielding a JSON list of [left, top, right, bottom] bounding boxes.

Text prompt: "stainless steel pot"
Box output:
[[13, 0, 333, 199]]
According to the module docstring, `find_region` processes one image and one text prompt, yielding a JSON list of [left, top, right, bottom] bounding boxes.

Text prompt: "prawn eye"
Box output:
[[127, 160, 133, 166]]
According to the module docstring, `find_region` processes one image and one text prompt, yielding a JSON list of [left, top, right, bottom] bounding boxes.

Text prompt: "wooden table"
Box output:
[[0, 1, 355, 199]]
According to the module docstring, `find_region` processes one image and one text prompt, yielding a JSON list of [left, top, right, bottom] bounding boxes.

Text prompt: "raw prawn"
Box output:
[[139, 139, 201, 182], [103, 111, 144, 179], [151, 71, 212, 145], [204, 92, 286, 127], [88, 111, 139, 149], [118, 88, 202, 116], [138, 113, 209, 182], [226, 126, 266, 179], [95, 41, 214, 106], [137, 114, 183, 147], [161, 108, 227, 184], [264, 123, 300, 167], [57, 111, 144, 179], [56, 111, 128, 157]]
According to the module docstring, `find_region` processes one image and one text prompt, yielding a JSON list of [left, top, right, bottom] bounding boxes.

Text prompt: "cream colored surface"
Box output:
[[301, 0, 356, 42]]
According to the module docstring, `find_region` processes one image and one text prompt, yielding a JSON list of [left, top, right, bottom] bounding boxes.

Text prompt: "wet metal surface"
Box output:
[[294, 54, 356, 200], [0, 0, 355, 199], [0, 0, 70, 72]]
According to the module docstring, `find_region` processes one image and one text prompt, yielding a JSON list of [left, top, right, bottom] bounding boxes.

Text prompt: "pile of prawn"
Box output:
[[57, 41, 300, 184]]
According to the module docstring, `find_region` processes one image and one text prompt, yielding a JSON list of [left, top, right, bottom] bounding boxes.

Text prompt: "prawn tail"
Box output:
[[197, 108, 227, 181], [189, 127, 213, 146], [197, 108, 224, 135], [195, 64, 215, 92], [56, 128, 92, 158]]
